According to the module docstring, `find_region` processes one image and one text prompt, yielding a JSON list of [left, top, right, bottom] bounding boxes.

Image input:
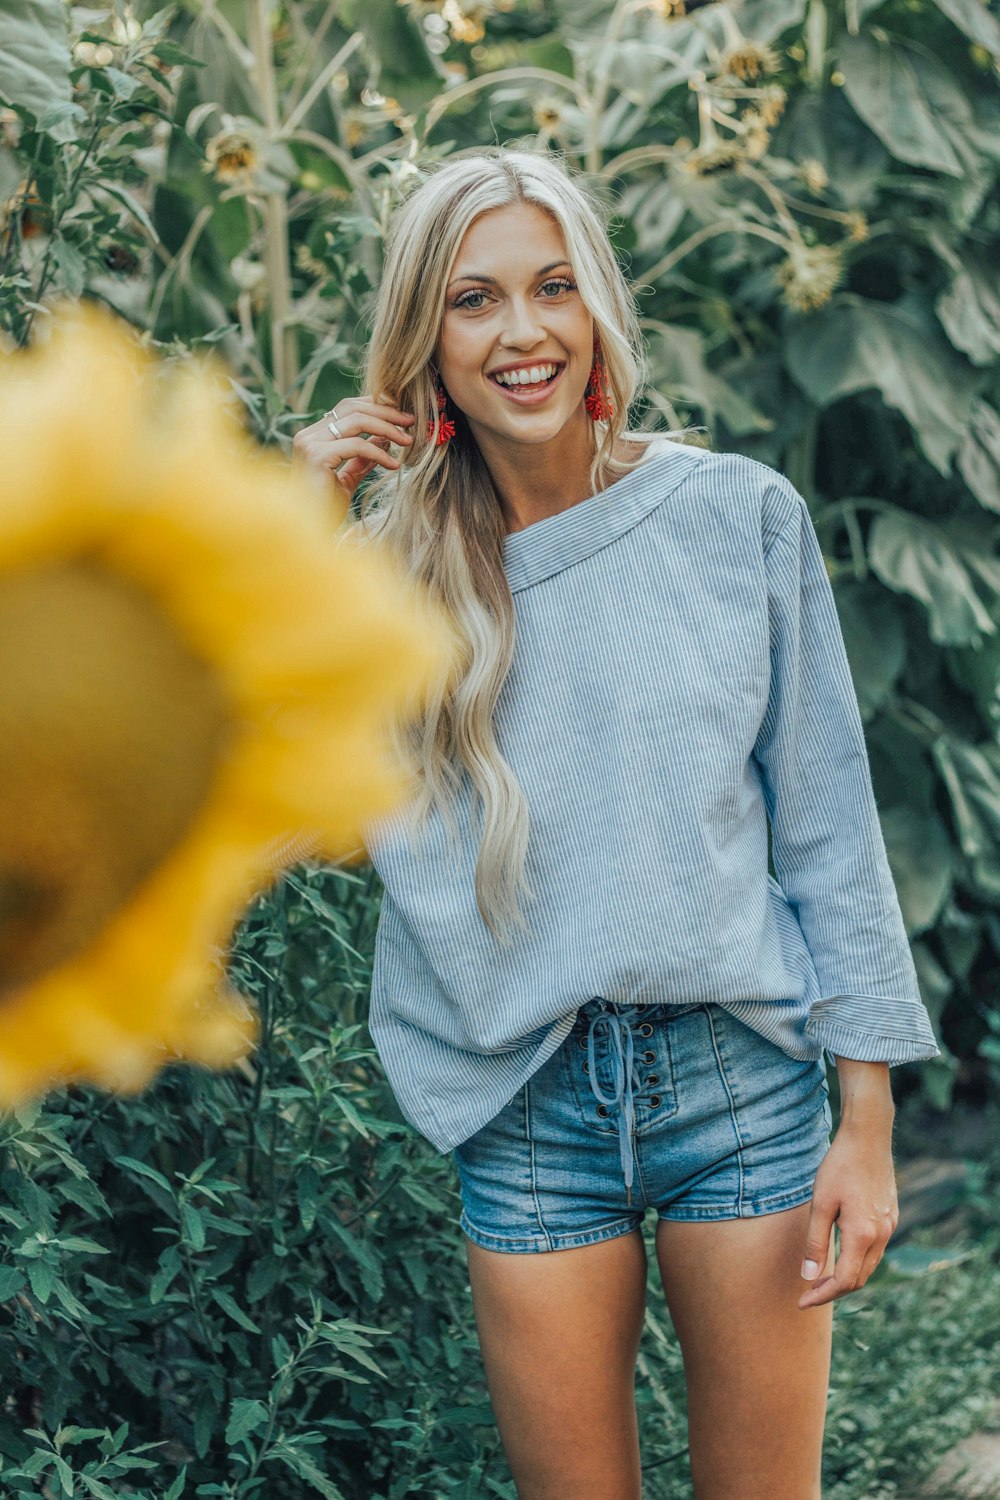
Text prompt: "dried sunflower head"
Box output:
[[774, 241, 844, 311], [682, 142, 747, 176], [800, 158, 829, 194], [204, 127, 259, 185], [844, 211, 870, 243], [719, 40, 781, 82]]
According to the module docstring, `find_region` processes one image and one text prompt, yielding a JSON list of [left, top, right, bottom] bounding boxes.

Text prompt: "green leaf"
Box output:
[[57, 1236, 109, 1255], [101, 65, 140, 101], [868, 510, 997, 644], [180, 1202, 206, 1251], [933, 736, 1000, 863], [836, 578, 906, 717], [163, 1468, 188, 1500], [785, 297, 980, 475], [839, 30, 963, 175], [95, 179, 161, 244], [946, 632, 1000, 730], [246, 1252, 283, 1302], [932, 0, 1000, 55], [884, 1243, 975, 1276], [26, 1258, 54, 1303], [80, 1476, 120, 1499], [52, 239, 86, 298], [52, 1452, 74, 1494], [936, 250, 1000, 368], [113, 1156, 173, 1194], [958, 400, 1000, 513], [225, 1397, 268, 1446], [0, 1265, 25, 1298], [880, 805, 952, 935], [0, 0, 72, 120], [149, 1253, 181, 1305], [644, 322, 774, 437], [268, 1437, 348, 1499], [208, 1286, 261, 1333]]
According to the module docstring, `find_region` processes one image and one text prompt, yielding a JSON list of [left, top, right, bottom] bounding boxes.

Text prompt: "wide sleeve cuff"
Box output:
[[804, 994, 942, 1066]]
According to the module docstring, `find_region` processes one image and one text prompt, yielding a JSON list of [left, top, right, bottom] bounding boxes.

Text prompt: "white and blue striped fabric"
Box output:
[[362, 438, 940, 1155]]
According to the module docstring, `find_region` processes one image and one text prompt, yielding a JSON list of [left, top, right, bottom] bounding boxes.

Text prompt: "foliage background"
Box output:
[[1, 0, 999, 1494]]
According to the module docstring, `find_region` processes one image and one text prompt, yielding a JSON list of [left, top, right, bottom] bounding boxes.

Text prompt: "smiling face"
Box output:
[[433, 200, 595, 453]]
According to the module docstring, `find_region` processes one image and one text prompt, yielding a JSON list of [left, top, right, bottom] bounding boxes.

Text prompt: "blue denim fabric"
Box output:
[[452, 999, 834, 1255]]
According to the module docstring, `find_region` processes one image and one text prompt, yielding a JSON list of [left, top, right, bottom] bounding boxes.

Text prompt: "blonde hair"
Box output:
[[354, 146, 707, 943]]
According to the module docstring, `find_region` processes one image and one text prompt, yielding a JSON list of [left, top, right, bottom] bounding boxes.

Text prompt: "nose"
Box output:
[[498, 296, 547, 351]]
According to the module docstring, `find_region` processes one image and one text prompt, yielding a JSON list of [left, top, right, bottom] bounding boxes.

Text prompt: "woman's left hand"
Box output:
[[797, 1111, 899, 1310]]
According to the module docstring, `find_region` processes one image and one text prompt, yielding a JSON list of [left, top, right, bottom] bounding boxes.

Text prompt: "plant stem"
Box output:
[[247, 0, 298, 395]]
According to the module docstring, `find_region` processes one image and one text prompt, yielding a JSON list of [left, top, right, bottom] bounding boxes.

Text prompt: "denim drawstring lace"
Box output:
[[584, 1001, 649, 1207]]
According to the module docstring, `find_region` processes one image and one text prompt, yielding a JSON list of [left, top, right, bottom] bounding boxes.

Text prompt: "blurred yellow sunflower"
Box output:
[[0, 303, 458, 1110]]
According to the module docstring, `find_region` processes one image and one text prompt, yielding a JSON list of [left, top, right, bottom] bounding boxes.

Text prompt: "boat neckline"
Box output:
[[501, 437, 709, 594]]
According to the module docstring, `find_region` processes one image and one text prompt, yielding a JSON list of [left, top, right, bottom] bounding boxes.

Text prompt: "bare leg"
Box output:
[[655, 1202, 836, 1500], [464, 1227, 649, 1499]]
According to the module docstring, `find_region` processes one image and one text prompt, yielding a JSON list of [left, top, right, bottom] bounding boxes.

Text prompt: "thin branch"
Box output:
[[280, 31, 364, 137]]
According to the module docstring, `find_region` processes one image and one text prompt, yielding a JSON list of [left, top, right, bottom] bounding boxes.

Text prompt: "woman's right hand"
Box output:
[[291, 396, 415, 504]]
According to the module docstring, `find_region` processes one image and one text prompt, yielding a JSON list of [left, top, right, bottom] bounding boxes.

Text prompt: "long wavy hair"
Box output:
[[353, 145, 706, 943]]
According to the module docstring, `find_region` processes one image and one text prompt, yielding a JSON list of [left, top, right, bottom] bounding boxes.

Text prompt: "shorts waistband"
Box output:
[[576, 998, 703, 1207]]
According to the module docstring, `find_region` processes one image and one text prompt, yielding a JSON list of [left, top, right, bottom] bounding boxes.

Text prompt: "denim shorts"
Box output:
[[452, 998, 834, 1254]]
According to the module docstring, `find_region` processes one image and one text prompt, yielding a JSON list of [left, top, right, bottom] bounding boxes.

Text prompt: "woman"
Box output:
[[293, 146, 940, 1500]]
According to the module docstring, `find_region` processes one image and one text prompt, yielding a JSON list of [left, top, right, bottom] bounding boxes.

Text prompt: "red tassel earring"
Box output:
[[428, 370, 456, 445], [584, 337, 614, 421]]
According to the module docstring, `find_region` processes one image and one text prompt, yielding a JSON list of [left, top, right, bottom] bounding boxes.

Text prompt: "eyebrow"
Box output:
[[447, 260, 572, 289]]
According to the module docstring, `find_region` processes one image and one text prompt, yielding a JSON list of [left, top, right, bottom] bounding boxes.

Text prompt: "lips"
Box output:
[[487, 363, 566, 406]]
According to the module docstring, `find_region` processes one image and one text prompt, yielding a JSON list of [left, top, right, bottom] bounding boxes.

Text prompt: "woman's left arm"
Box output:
[[798, 1056, 899, 1310]]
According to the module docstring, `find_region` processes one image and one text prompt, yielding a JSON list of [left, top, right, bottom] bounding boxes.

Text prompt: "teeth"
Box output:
[[494, 363, 558, 387]]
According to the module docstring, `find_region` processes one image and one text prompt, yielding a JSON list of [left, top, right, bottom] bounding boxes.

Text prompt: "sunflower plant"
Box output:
[[0, 299, 457, 1111]]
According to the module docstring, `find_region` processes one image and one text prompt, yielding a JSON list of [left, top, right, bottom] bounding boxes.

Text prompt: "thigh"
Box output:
[[655, 1203, 835, 1500], [463, 1227, 649, 1500]]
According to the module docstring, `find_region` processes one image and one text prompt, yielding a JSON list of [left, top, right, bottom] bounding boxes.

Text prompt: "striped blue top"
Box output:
[[362, 438, 940, 1155]]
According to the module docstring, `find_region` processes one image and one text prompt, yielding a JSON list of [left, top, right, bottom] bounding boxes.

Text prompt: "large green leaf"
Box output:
[[946, 632, 1000, 731], [839, 30, 999, 226], [958, 399, 1000, 513], [936, 249, 1000, 368], [0, 0, 72, 121], [933, 0, 1000, 55], [785, 296, 981, 475], [881, 805, 953, 935], [836, 577, 906, 719], [773, 87, 889, 209], [867, 509, 999, 645], [838, 29, 963, 175], [933, 735, 1000, 899], [643, 321, 775, 437]]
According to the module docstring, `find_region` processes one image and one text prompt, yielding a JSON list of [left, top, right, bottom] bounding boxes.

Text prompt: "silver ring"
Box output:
[[327, 416, 343, 440]]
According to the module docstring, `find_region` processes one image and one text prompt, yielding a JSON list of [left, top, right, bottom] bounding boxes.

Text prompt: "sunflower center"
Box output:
[[0, 560, 232, 996]]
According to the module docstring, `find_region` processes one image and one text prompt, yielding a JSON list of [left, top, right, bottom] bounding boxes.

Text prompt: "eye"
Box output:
[[453, 288, 490, 310], [540, 278, 577, 296]]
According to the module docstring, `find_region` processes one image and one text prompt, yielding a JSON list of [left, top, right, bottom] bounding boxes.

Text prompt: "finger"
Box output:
[[799, 1236, 871, 1307], [800, 1203, 836, 1286], [328, 411, 414, 446], [303, 437, 401, 473], [334, 438, 401, 470], [336, 398, 415, 429], [852, 1235, 890, 1289]]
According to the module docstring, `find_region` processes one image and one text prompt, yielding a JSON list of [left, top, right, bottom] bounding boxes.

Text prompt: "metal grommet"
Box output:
[[578, 1036, 587, 1048], [596, 1104, 608, 1118], [639, 1023, 654, 1037], [649, 1095, 661, 1108], [643, 1050, 655, 1063], [647, 1074, 659, 1085], [582, 1061, 589, 1074]]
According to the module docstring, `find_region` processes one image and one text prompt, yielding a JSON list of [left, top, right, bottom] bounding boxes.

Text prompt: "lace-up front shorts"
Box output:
[[452, 998, 834, 1254]]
